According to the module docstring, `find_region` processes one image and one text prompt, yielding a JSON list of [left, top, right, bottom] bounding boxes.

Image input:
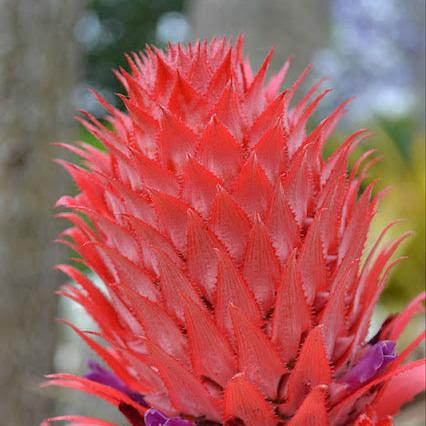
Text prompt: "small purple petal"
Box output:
[[84, 360, 147, 406], [144, 409, 193, 426], [144, 409, 168, 426], [85, 360, 124, 390], [343, 340, 397, 388]]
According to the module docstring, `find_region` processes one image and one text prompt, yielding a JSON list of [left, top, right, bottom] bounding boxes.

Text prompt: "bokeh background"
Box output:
[[0, 0, 424, 425]]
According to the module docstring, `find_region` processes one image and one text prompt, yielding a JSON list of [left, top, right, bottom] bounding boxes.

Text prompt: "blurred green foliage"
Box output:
[[375, 115, 418, 161], [310, 113, 424, 309], [83, 0, 184, 96], [368, 127, 425, 307]]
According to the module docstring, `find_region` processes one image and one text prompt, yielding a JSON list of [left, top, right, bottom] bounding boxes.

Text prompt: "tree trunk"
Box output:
[[0, 1, 83, 424], [187, 0, 330, 78]]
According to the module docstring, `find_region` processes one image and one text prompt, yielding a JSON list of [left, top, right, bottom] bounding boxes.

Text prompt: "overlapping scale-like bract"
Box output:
[[46, 37, 425, 426]]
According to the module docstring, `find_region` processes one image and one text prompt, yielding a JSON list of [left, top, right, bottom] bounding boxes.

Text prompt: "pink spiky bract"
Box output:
[[46, 37, 425, 426]]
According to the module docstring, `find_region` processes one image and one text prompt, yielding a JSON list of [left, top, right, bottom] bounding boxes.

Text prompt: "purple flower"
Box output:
[[343, 340, 397, 388], [84, 360, 147, 406], [85, 362, 192, 425], [144, 409, 193, 426]]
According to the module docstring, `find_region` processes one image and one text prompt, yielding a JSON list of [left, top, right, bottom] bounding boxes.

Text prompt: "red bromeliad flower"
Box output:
[[45, 37, 425, 426]]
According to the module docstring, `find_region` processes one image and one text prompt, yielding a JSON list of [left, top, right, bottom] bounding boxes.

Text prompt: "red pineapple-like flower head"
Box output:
[[46, 37, 426, 426]]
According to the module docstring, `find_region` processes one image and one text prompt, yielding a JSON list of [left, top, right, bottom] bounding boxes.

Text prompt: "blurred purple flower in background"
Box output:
[[316, 0, 425, 122]]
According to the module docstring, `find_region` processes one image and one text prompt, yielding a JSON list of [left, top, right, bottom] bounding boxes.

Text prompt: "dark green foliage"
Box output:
[[82, 0, 184, 99]]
